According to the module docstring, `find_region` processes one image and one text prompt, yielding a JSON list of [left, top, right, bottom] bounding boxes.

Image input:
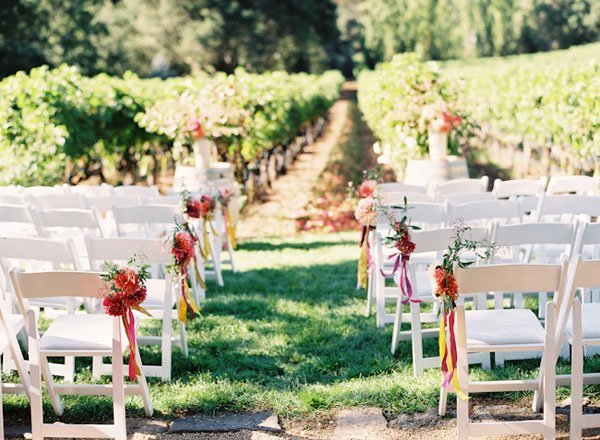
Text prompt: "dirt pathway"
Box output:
[[236, 84, 355, 239]]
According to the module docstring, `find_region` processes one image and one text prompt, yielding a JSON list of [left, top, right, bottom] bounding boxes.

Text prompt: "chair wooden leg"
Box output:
[[134, 345, 154, 417], [161, 309, 172, 381], [211, 237, 224, 287], [539, 291, 547, 318], [28, 310, 46, 437], [112, 319, 127, 440], [178, 321, 188, 357], [64, 356, 75, 383], [410, 301, 424, 376], [543, 301, 557, 439], [456, 306, 469, 439], [227, 239, 238, 273], [570, 298, 583, 440], [438, 385, 448, 416], [0, 368, 4, 440], [365, 271, 373, 317], [390, 295, 403, 355]]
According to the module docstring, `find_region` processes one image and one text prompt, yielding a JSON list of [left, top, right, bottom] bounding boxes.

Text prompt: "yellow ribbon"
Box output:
[[178, 280, 202, 323], [439, 311, 468, 400], [225, 208, 237, 249], [193, 258, 207, 290], [357, 239, 368, 289]]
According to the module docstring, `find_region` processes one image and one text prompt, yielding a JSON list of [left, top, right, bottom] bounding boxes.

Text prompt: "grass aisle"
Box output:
[[150, 232, 441, 418]]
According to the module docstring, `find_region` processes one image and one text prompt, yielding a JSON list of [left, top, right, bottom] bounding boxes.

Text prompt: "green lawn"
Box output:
[[5, 231, 600, 423]]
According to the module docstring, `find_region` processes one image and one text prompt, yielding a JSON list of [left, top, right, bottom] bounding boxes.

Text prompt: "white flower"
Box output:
[[405, 136, 417, 150], [372, 141, 381, 154]]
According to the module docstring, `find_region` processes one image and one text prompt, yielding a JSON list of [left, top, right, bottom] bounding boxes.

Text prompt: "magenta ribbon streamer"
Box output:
[[380, 253, 420, 304], [123, 308, 138, 381], [440, 309, 458, 388]]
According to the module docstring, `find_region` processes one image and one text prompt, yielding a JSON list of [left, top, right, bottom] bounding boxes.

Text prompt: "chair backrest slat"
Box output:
[[10, 270, 105, 299], [454, 263, 563, 294], [86, 237, 171, 267], [547, 175, 599, 195], [492, 177, 547, 198]]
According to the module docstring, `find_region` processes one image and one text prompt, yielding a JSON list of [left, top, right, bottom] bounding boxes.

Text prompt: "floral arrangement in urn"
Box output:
[[421, 102, 463, 160], [358, 53, 471, 168]]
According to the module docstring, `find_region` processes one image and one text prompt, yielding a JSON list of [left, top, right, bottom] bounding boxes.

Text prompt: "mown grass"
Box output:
[[5, 231, 600, 424]]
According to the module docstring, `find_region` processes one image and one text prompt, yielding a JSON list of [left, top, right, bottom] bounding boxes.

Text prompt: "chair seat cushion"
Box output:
[[40, 314, 128, 352], [466, 309, 545, 348], [566, 303, 600, 340], [143, 278, 175, 309]]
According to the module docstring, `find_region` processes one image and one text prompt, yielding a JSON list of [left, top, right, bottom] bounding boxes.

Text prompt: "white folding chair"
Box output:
[[0, 185, 22, 195], [430, 177, 489, 202], [113, 205, 207, 300], [535, 194, 600, 224], [27, 193, 86, 210], [10, 269, 153, 439], [0, 194, 28, 205], [378, 191, 432, 205], [389, 227, 491, 375], [372, 203, 448, 327], [0, 237, 82, 381], [447, 199, 521, 226], [141, 195, 182, 206], [569, 222, 600, 311], [546, 175, 599, 195], [492, 177, 547, 215], [0, 204, 38, 237], [377, 182, 427, 194], [0, 297, 33, 439], [438, 192, 495, 204], [32, 207, 106, 270], [113, 204, 181, 239], [439, 263, 564, 439], [21, 185, 66, 197], [490, 222, 576, 358], [65, 183, 113, 197], [112, 185, 159, 198], [492, 177, 548, 199], [549, 257, 600, 439], [86, 237, 186, 381]]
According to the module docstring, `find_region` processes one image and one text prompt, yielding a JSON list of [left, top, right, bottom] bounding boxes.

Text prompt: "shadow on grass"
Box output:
[[239, 239, 357, 252]]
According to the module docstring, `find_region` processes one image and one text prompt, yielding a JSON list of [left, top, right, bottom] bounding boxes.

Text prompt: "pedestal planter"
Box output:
[[404, 156, 469, 186], [193, 138, 216, 169], [428, 131, 448, 161]]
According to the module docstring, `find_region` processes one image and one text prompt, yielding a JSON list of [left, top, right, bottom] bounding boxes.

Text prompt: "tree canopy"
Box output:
[[1, 0, 598, 78]]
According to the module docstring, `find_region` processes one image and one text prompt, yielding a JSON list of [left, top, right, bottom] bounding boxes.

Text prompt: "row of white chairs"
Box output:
[[376, 220, 600, 376], [378, 175, 599, 205], [0, 196, 238, 286], [0, 236, 189, 382]]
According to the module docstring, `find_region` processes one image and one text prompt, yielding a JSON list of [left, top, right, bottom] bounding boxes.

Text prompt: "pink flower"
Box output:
[[354, 197, 377, 226], [187, 118, 205, 140], [358, 180, 377, 198]]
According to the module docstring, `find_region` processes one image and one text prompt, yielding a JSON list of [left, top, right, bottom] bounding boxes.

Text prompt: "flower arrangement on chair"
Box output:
[[218, 187, 237, 249], [183, 190, 218, 261], [352, 177, 379, 289], [100, 256, 151, 380], [167, 221, 203, 323], [380, 198, 420, 304], [431, 221, 496, 398]]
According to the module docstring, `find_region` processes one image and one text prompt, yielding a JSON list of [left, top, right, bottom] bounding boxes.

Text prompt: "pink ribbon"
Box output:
[[380, 253, 419, 304], [123, 308, 138, 381]]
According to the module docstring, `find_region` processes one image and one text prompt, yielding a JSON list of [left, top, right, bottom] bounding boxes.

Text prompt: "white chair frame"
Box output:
[[10, 269, 153, 439], [86, 237, 187, 381]]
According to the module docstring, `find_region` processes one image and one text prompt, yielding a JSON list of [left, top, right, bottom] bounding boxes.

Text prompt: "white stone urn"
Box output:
[[428, 131, 448, 161], [193, 138, 216, 169]]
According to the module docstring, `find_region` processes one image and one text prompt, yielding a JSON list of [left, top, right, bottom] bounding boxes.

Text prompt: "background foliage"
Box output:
[[0, 66, 343, 185], [1, 0, 598, 79], [357, 43, 599, 174]]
